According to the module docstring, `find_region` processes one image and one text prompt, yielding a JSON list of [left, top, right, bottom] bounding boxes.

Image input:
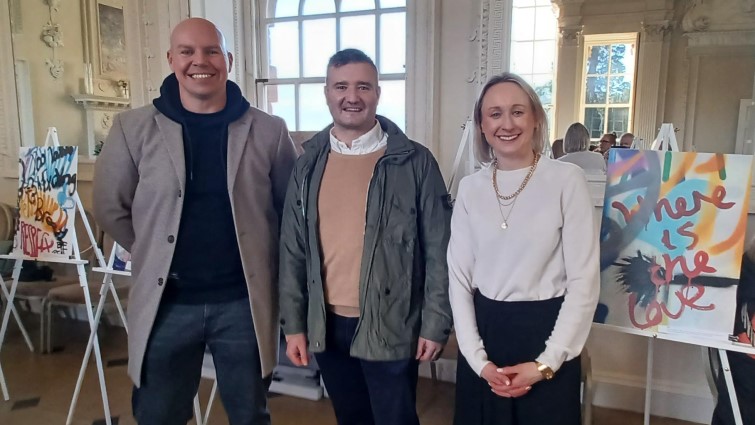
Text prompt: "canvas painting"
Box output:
[[97, 2, 126, 76], [14, 146, 78, 260], [597, 149, 752, 340]]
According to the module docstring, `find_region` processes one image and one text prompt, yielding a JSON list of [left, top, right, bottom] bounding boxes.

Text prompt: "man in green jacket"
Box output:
[[279, 48, 452, 425]]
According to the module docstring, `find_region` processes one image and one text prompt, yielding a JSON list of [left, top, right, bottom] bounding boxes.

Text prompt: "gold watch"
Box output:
[[535, 361, 554, 380]]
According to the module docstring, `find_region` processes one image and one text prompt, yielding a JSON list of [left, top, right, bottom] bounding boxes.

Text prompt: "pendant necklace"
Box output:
[[496, 195, 519, 229], [491, 153, 541, 230]]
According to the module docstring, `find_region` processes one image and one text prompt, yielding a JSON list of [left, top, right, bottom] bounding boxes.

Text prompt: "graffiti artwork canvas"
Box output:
[[14, 146, 78, 260], [597, 149, 752, 341]]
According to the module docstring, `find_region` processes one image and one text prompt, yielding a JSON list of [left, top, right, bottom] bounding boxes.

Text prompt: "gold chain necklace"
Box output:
[[492, 153, 541, 200]]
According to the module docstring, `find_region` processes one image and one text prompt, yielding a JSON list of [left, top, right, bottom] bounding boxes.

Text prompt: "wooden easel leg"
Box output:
[[644, 338, 654, 425], [718, 349, 744, 425]]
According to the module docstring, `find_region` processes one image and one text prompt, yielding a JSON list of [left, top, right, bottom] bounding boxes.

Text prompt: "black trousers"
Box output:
[[314, 312, 420, 425], [454, 292, 581, 425]]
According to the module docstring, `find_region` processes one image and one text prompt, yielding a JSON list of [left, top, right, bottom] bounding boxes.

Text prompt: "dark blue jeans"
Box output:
[[132, 298, 270, 425], [314, 312, 420, 425]]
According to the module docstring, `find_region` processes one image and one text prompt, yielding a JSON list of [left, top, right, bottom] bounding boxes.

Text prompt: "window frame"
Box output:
[[508, 0, 558, 141], [579, 32, 639, 141], [254, 0, 408, 132]]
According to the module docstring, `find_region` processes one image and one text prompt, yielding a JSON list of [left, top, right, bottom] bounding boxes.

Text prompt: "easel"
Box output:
[[0, 128, 117, 425], [446, 117, 478, 195], [650, 123, 680, 151], [600, 126, 750, 424], [65, 239, 129, 425], [593, 323, 754, 425]]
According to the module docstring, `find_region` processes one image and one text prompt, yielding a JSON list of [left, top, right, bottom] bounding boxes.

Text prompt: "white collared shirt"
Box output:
[[329, 121, 388, 155]]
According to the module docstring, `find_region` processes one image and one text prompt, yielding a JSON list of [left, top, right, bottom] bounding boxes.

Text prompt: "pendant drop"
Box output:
[[500, 221, 508, 229]]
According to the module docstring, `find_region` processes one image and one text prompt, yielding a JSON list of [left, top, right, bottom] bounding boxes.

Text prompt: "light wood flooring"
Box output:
[[0, 313, 702, 424]]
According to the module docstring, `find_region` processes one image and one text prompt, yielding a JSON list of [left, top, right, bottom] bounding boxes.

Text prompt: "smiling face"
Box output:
[[167, 18, 233, 113], [324, 62, 380, 143], [479, 82, 538, 169]]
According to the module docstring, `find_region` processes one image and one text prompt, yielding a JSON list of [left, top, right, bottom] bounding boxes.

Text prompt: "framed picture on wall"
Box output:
[[83, 0, 128, 95]]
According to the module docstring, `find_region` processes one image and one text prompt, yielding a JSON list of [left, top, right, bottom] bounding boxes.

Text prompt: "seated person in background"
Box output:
[[597, 133, 616, 160], [619, 132, 634, 148], [712, 237, 755, 425], [551, 139, 565, 159], [558, 123, 606, 174]]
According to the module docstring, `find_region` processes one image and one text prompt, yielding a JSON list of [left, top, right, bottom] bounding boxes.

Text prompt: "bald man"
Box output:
[[93, 18, 297, 424]]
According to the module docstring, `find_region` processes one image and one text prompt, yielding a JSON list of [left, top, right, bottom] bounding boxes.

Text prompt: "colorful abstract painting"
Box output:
[[14, 146, 78, 260], [597, 149, 752, 340]]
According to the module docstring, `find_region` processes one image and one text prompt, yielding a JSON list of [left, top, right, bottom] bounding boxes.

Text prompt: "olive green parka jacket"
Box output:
[[279, 116, 453, 360]]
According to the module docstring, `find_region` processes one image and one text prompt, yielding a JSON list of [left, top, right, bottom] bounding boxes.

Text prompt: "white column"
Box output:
[[634, 21, 673, 147], [554, 25, 582, 138]]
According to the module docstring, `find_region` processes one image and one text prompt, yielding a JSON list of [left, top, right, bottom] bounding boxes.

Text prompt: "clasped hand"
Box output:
[[481, 361, 544, 398]]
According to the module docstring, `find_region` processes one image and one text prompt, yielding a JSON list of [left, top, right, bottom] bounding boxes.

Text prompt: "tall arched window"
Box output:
[[257, 0, 407, 131]]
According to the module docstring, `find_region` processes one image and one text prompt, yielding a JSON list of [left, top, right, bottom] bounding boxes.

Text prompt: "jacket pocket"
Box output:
[[374, 234, 414, 347]]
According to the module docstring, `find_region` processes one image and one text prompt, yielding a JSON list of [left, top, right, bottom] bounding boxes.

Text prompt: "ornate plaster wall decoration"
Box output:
[[40, 21, 63, 47], [642, 21, 674, 42], [45, 58, 64, 78], [559, 26, 582, 46], [470, 0, 506, 86], [43, 0, 61, 12], [40, 0, 64, 79], [682, 0, 711, 32]]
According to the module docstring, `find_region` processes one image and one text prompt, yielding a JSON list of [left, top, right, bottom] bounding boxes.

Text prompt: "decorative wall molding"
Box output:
[[641, 20, 674, 42], [0, 0, 21, 176], [406, 0, 441, 150], [40, 0, 64, 79], [559, 25, 583, 47], [72, 94, 130, 157], [474, 0, 509, 87], [685, 30, 755, 48]]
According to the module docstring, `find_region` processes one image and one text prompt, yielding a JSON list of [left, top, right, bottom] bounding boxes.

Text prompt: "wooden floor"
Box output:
[[0, 314, 702, 424]]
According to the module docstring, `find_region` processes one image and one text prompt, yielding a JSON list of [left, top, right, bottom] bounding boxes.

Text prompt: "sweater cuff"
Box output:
[[536, 348, 567, 374]]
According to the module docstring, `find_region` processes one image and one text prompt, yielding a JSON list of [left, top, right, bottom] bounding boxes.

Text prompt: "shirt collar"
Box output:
[[329, 121, 387, 155]]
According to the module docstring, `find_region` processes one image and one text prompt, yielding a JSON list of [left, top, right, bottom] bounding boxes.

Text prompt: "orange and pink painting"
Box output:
[[597, 149, 753, 341]]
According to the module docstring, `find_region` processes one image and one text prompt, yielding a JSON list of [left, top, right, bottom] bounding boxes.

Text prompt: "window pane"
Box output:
[[303, 18, 335, 77], [267, 84, 297, 130], [610, 43, 635, 75], [608, 75, 631, 104], [299, 83, 331, 131], [302, 0, 335, 15], [513, 0, 536, 6], [275, 0, 299, 17], [511, 7, 535, 41], [608, 107, 629, 135], [584, 107, 605, 139], [533, 7, 556, 40], [268, 22, 299, 78], [379, 0, 405, 8], [510, 41, 534, 74], [379, 13, 405, 74], [340, 15, 376, 59], [585, 45, 609, 75], [532, 40, 554, 74], [531, 75, 553, 105], [535, 0, 551, 5], [585, 76, 607, 104], [340, 0, 375, 12], [377, 80, 405, 130]]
